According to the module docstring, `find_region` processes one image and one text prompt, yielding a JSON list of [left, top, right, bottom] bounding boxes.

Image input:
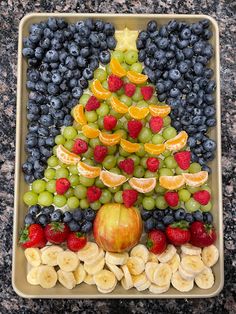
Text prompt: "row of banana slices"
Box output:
[[25, 241, 219, 293]]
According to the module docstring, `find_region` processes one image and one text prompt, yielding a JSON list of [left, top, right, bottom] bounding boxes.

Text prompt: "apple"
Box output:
[[93, 203, 143, 253]]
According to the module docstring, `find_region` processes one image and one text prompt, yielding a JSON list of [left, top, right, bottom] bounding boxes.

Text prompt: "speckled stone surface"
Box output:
[[0, 0, 235, 313]]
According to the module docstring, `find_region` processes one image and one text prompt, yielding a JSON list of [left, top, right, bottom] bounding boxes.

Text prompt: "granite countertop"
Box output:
[[0, 0, 235, 313]]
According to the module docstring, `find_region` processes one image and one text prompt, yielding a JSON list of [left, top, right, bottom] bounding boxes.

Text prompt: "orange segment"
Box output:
[[99, 132, 121, 146], [77, 161, 101, 178], [99, 170, 127, 188], [165, 131, 188, 151], [110, 96, 128, 114], [128, 106, 149, 120], [91, 79, 111, 100], [73, 104, 87, 126], [110, 58, 127, 77], [82, 125, 100, 139], [144, 143, 165, 155], [129, 177, 157, 193], [149, 104, 171, 118], [159, 175, 185, 190], [183, 171, 208, 187], [120, 139, 141, 153], [56, 144, 81, 165], [127, 70, 148, 84]]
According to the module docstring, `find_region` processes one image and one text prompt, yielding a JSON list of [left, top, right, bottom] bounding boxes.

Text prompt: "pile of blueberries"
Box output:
[[137, 19, 217, 172], [22, 18, 116, 183], [141, 207, 213, 233], [25, 205, 96, 233]]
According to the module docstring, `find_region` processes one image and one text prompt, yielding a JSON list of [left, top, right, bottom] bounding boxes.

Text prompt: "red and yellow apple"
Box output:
[[93, 203, 143, 252]]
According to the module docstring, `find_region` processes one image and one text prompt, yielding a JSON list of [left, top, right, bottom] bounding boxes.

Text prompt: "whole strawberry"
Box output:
[[174, 151, 191, 170], [146, 230, 167, 254], [72, 138, 88, 154], [141, 86, 154, 100], [44, 222, 70, 244], [149, 116, 163, 133], [146, 157, 160, 172], [127, 120, 142, 139], [166, 221, 191, 246], [56, 178, 71, 195], [118, 158, 134, 175], [193, 190, 211, 205], [164, 191, 179, 207], [87, 186, 102, 203], [124, 83, 136, 97], [122, 189, 138, 207], [94, 145, 108, 163], [108, 74, 123, 92], [103, 115, 117, 131], [67, 232, 87, 252], [19, 224, 46, 248], [190, 221, 217, 247], [85, 96, 100, 111]]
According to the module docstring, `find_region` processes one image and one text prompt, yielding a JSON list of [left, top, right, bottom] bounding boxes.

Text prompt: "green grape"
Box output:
[[187, 186, 200, 194], [90, 201, 101, 210], [79, 94, 90, 105], [125, 112, 132, 121], [130, 62, 143, 73], [117, 156, 125, 164], [85, 111, 98, 123], [100, 190, 112, 204], [175, 167, 189, 175], [152, 134, 165, 144], [80, 198, 89, 209], [46, 180, 56, 193], [53, 195, 67, 207], [189, 162, 202, 173], [155, 184, 166, 194], [32, 179, 46, 194], [136, 144, 146, 157], [121, 63, 130, 71], [123, 182, 131, 190], [97, 117, 103, 129], [185, 198, 200, 212], [115, 129, 127, 139], [145, 170, 158, 178], [55, 134, 66, 145], [102, 81, 109, 89], [109, 186, 120, 193], [115, 120, 122, 130], [162, 150, 171, 157], [64, 140, 74, 151], [143, 197, 155, 210], [47, 156, 59, 167], [201, 201, 212, 212], [56, 168, 69, 179], [200, 185, 211, 193], [84, 159, 96, 167], [119, 95, 132, 106], [83, 147, 94, 158], [68, 165, 78, 175], [147, 95, 158, 104], [109, 109, 122, 119], [127, 136, 136, 143], [112, 50, 124, 62], [67, 196, 80, 209], [137, 194, 143, 204], [102, 156, 117, 170], [163, 116, 171, 126], [65, 187, 74, 198], [23, 191, 38, 206], [159, 168, 173, 176], [89, 138, 101, 149], [69, 174, 80, 186], [97, 103, 109, 117], [156, 196, 168, 210], [58, 161, 68, 168], [138, 127, 152, 143], [132, 87, 143, 102], [63, 126, 77, 140], [79, 176, 95, 187], [105, 64, 112, 75], [76, 133, 89, 143], [163, 127, 177, 140], [164, 156, 178, 169], [74, 185, 87, 199], [52, 145, 58, 155], [129, 154, 140, 166], [94, 68, 107, 82], [38, 191, 53, 207], [137, 100, 148, 108], [109, 167, 121, 175], [140, 157, 148, 168], [159, 159, 164, 168], [95, 178, 105, 188], [178, 189, 191, 202], [124, 50, 138, 65], [134, 165, 145, 178], [119, 147, 130, 157], [114, 191, 123, 203], [44, 168, 56, 180], [107, 145, 117, 155], [117, 87, 124, 96]]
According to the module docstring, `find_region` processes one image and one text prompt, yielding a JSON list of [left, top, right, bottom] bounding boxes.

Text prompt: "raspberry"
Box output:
[[85, 96, 100, 111], [174, 151, 191, 170], [87, 186, 102, 203], [141, 86, 154, 100], [149, 116, 164, 133], [164, 191, 179, 207], [103, 115, 117, 131], [124, 83, 136, 97], [72, 139, 88, 154], [193, 190, 211, 205], [56, 178, 71, 195], [94, 145, 108, 163], [118, 158, 134, 175], [108, 74, 123, 92], [127, 120, 142, 139], [146, 157, 160, 172], [122, 189, 138, 208]]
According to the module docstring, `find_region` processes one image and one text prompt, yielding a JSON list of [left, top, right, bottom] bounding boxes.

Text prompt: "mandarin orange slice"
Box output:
[[91, 79, 111, 100], [110, 96, 129, 114], [144, 143, 166, 155], [77, 161, 101, 178], [182, 171, 208, 187], [73, 104, 87, 126], [120, 138, 141, 153], [165, 131, 188, 151], [99, 170, 127, 187], [127, 70, 148, 84], [110, 58, 127, 77], [159, 175, 185, 190], [82, 125, 100, 139], [99, 132, 121, 146], [129, 177, 157, 193], [56, 144, 81, 165], [149, 104, 171, 118], [128, 106, 149, 120]]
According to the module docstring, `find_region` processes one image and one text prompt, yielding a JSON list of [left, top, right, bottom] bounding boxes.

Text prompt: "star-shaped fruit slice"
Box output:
[[115, 27, 138, 51]]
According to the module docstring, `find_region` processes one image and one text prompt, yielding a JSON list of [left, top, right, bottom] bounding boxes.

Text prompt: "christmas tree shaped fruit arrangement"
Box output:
[[20, 19, 219, 294]]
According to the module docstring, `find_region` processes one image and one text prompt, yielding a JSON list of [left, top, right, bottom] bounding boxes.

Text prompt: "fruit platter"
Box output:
[[13, 13, 223, 298]]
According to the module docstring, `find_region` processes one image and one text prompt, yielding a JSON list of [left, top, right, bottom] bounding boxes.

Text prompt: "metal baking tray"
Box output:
[[13, 13, 223, 298]]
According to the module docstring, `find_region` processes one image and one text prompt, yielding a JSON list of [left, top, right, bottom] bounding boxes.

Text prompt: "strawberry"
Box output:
[[87, 186, 102, 203], [19, 224, 46, 248], [103, 115, 117, 131], [141, 86, 154, 100], [193, 190, 211, 205], [174, 151, 191, 170], [164, 191, 179, 207], [44, 222, 70, 244], [149, 116, 163, 133], [146, 157, 160, 172], [122, 189, 138, 207], [166, 221, 191, 246], [124, 83, 136, 97], [85, 96, 100, 111], [118, 158, 134, 175], [94, 145, 108, 163], [72, 138, 88, 154], [146, 230, 167, 254], [127, 120, 142, 139], [56, 178, 71, 195], [67, 232, 87, 252], [190, 221, 217, 247], [108, 74, 123, 92]]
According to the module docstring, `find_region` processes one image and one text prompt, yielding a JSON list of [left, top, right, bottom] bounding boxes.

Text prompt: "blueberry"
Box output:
[[163, 215, 174, 225], [185, 213, 194, 223], [62, 211, 72, 223], [84, 208, 96, 221], [203, 45, 213, 59], [203, 212, 213, 224], [68, 220, 80, 232], [37, 214, 49, 226], [206, 118, 216, 127], [35, 81, 47, 93], [47, 17, 58, 31], [63, 115, 73, 126], [47, 83, 59, 95], [202, 29, 213, 40], [203, 139, 216, 152], [50, 209, 63, 222], [191, 23, 203, 35], [180, 28, 191, 40], [65, 56, 77, 70], [51, 72, 62, 84], [78, 25, 91, 38], [169, 88, 180, 98], [159, 26, 168, 37], [24, 213, 36, 225], [167, 20, 178, 32], [181, 115, 192, 126], [174, 208, 186, 221], [158, 38, 169, 50], [169, 69, 181, 81], [147, 20, 157, 33], [28, 205, 40, 216], [45, 50, 59, 62], [95, 20, 104, 31], [144, 217, 156, 232], [22, 47, 35, 58], [22, 161, 33, 174], [140, 209, 152, 221], [106, 36, 116, 49], [103, 23, 115, 36], [146, 43, 157, 56], [177, 40, 189, 49], [41, 206, 54, 215], [81, 221, 93, 233], [155, 222, 165, 231], [158, 93, 167, 102], [153, 210, 164, 220], [89, 58, 99, 71], [73, 209, 83, 222], [193, 210, 203, 222], [205, 80, 216, 93], [72, 86, 83, 98], [156, 82, 165, 94], [143, 67, 155, 83]]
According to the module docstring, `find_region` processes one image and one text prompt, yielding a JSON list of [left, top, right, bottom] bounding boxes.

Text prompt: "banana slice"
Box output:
[[132, 272, 148, 288], [84, 257, 105, 275], [130, 244, 149, 263], [105, 251, 128, 265], [37, 265, 57, 289], [171, 271, 194, 292], [77, 242, 99, 262], [148, 252, 159, 263], [202, 245, 219, 267], [157, 245, 177, 263], [126, 256, 145, 275], [73, 264, 86, 285], [57, 269, 76, 289], [195, 267, 214, 289], [41, 245, 64, 266], [181, 243, 201, 256], [153, 263, 172, 286], [84, 274, 95, 285], [145, 262, 158, 283], [178, 264, 195, 281], [24, 248, 41, 267], [136, 280, 151, 291], [149, 283, 170, 294], [106, 262, 124, 281], [94, 269, 117, 293], [181, 255, 205, 275], [121, 265, 133, 290], [167, 253, 180, 273], [27, 267, 40, 285], [84, 248, 104, 266], [57, 250, 79, 272]]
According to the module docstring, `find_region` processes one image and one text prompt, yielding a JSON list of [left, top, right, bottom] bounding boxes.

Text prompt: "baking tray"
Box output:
[[12, 13, 223, 298]]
